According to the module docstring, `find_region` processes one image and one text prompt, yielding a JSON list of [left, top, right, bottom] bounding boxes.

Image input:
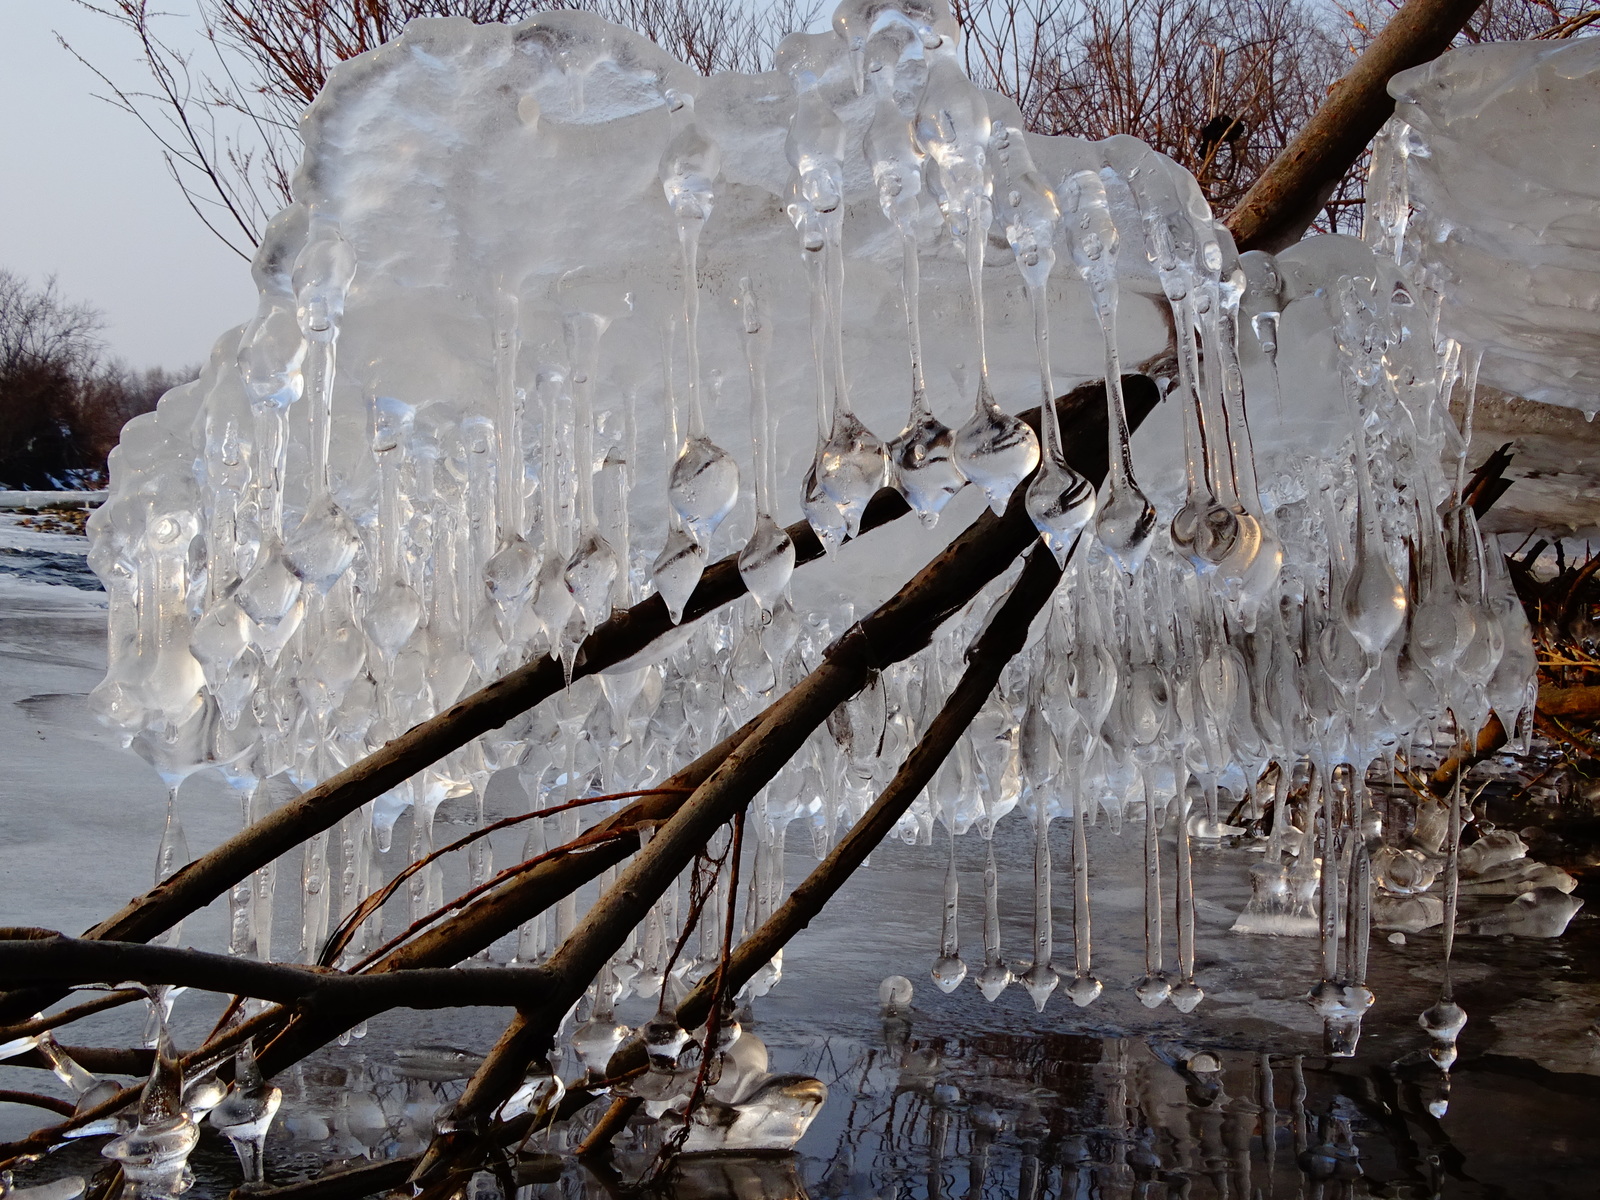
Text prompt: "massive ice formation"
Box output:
[[84, 4, 1554, 1156], [1370, 35, 1600, 413]]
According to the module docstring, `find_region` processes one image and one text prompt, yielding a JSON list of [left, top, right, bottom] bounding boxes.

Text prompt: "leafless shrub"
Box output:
[[954, 0, 1355, 224]]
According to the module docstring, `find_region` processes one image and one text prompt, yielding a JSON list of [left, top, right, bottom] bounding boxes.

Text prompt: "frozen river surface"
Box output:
[[4, 523, 1600, 1198]]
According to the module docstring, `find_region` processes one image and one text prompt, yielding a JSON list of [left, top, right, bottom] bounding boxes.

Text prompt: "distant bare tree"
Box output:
[[956, 0, 1597, 233], [954, 0, 1355, 225], [70, 0, 821, 259], [0, 271, 105, 488], [0, 270, 192, 486]]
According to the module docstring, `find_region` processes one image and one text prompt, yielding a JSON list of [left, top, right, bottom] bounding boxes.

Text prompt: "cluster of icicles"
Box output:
[[87, 0, 1538, 1136]]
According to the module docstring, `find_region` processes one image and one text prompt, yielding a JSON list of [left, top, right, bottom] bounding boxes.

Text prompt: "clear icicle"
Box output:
[[1134, 771, 1170, 1008], [931, 823, 966, 992], [1066, 783, 1102, 1006], [975, 835, 1012, 1000], [1019, 786, 1059, 1011]]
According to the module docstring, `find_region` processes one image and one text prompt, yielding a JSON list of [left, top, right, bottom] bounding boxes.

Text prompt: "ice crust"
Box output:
[[1376, 35, 1600, 413]]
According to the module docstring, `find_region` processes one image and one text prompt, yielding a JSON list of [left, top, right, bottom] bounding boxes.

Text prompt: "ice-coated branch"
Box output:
[[0, 988, 145, 1048], [1226, 0, 1487, 252], [250, 716, 767, 1078], [0, 1090, 74, 1118], [0, 495, 914, 1028], [593, 540, 1072, 1112], [409, 377, 1157, 1186], [0, 937, 556, 1012]]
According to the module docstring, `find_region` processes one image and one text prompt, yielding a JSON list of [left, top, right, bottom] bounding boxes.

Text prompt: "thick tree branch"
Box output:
[[1226, 0, 1486, 252]]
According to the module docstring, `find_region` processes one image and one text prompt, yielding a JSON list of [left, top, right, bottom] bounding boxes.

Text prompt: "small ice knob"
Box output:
[[879, 975, 914, 1015]]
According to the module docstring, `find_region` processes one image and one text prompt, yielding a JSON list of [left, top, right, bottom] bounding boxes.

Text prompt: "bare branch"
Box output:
[[0, 936, 555, 1011]]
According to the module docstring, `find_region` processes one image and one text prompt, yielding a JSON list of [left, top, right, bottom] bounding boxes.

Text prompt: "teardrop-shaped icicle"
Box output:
[[738, 514, 795, 615], [953, 400, 1039, 515], [652, 525, 708, 624]]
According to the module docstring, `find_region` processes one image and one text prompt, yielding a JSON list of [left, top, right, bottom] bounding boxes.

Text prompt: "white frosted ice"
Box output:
[[1373, 36, 1600, 413]]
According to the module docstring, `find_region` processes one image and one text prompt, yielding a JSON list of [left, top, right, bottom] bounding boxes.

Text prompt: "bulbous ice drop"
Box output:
[[1096, 481, 1159, 575], [668, 434, 740, 544], [571, 1016, 631, 1080], [361, 578, 423, 661], [1025, 459, 1096, 566], [1169, 980, 1205, 1013], [976, 962, 1012, 1002], [1019, 962, 1059, 1012], [1420, 999, 1467, 1047], [816, 409, 889, 535], [801, 460, 849, 553], [653, 524, 708, 625], [484, 535, 540, 612], [1170, 493, 1239, 566], [1343, 543, 1407, 657], [284, 492, 360, 594], [234, 541, 302, 628], [189, 598, 250, 685], [889, 410, 965, 525], [738, 514, 795, 615], [879, 974, 914, 1015], [564, 528, 620, 632], [953, 402, 1039, 515], [292, 223, 357, 343], [1066, 973, 1103, 1007], [1134, 974, 1172, 1009], [930, 954, 967, 993]]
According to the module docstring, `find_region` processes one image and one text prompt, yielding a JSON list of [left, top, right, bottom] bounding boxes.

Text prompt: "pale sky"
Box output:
[[0, 0, 256, 370]]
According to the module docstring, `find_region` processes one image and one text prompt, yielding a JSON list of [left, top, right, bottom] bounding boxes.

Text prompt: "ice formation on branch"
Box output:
[[85, 2, 1559, 1160], [1369, 35, 1600, 414]]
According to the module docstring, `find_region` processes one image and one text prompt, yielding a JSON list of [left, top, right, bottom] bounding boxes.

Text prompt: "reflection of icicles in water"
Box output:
[[779, 1015, 1518, 1200]]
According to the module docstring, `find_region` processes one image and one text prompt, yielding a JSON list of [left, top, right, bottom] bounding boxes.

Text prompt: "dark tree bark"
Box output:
[[1226, 0, 1487, 252]]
